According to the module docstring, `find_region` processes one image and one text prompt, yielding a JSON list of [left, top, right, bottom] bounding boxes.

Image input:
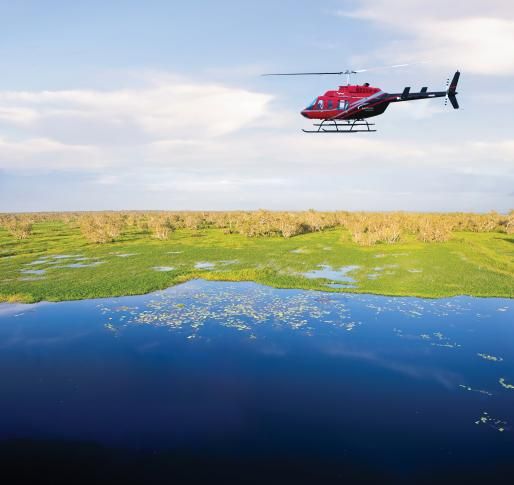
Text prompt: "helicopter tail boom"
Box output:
[[389, 70, 460, 108]]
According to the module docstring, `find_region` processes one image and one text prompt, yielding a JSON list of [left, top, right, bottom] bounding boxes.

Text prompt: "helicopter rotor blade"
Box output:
[[352, 62, 426, 73], [261, 72, 344, 76], [262, 62, 429, 77], [354, 61, 416, 73], [262, 61, 430, 84]]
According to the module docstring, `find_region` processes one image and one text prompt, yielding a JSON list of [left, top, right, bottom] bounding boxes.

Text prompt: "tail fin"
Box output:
[[446, 71, 460, 109], [448, 93, 459, 109]]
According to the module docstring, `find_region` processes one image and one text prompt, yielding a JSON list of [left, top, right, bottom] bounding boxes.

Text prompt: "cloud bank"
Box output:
[[339, 0, 514, 75]]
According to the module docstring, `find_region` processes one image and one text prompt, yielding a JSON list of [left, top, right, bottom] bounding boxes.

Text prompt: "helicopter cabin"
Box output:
[[302, 84, 381, 117]]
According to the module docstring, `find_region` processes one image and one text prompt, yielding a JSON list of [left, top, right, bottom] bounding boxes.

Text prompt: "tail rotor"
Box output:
[[444, 71, 460, 109]]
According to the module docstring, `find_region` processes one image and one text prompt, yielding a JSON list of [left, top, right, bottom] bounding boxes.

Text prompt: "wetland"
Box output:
[[1, 220, 513, 303], [1, 213, 513, 483]]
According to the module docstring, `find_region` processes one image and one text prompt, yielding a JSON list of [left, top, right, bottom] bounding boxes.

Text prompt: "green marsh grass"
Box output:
[[0, 213, 513, 302]]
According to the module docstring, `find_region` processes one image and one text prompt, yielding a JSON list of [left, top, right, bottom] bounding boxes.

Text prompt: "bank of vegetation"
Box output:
[[0, 210, 513, 302], [1, 210, 513, 245]]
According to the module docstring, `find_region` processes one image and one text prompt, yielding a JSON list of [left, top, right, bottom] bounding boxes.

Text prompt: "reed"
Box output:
[[147, 215, 174, 240], [346, 213, 402, 246], [1, 209, 512, 246], [416, 217, 452, 243], [0, 215, 33, 240], [79, 213, 125, 243]]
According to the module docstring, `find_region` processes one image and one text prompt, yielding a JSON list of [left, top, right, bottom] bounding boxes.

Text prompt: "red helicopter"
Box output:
[[263, 66, 460, 133]]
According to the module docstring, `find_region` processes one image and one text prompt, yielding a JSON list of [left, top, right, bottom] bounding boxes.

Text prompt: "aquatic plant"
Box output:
[[458, 385, 492, 396], [475, 412, 508, 432], [477, 353, 503, 362], [499, 378, 514, 390]]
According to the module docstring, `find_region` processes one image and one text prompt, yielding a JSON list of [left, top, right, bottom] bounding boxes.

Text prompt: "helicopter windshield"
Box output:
[[305, 98, 318, 110]]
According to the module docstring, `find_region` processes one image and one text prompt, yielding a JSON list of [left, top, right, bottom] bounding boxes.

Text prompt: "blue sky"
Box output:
[[0, 0, 513, 212]]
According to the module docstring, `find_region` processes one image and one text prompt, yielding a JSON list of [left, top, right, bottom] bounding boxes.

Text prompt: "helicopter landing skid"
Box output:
[[302, 119, 376, 133]]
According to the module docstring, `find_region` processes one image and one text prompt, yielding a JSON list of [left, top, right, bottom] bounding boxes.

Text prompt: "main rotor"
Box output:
[[262, 63, 414, 85]]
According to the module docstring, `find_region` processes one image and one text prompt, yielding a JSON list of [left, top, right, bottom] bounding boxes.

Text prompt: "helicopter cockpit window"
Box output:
[[338, 100, 349, 110], [317, 99, 324, 110], [306, 98, 317, 110], [327, 100, 333, 109]]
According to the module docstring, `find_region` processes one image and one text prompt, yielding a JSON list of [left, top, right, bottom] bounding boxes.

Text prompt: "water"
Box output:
[[0, 280, 513, 484], [195, 261, 216, 270], [20, 269, 46, 275], [63, 261, 105, 268], [303, 264, 359, 288], [152, 266, 175, 272]]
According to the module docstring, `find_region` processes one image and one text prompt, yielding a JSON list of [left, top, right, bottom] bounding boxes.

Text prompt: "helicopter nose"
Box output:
[[301, 109, 309, 118]]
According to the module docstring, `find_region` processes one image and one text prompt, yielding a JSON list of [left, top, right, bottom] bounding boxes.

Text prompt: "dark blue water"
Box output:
[[1, 280, 513, 484]]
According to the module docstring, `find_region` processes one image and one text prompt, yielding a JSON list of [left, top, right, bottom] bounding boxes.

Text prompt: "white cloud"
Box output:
[[0, 137, 100, 170], [338, 0, 514, 75], [0, 107, 39, 124], [0, 76, 274, 146], [0, 74, 277, 171], [0, 70, 512, 211]]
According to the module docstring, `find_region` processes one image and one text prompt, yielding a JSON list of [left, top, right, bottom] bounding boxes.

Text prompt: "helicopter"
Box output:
[[262, 65, 460, 133]]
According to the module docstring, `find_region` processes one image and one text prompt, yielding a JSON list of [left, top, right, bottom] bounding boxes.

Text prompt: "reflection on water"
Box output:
[[51, 254, 82, 259], [195, 261, 216, 269], [20, 269, 46, 275], [152, 266, 175, 272], [64, 261, 104, 268], [0, 280, 513, 483], [302, 264, 359, 288]]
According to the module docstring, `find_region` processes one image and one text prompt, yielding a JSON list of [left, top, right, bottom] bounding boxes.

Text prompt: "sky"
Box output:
[[0, 0, 513, 212]]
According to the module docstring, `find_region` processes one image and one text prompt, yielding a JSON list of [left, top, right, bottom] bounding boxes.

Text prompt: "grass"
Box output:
[[0, 221, 513, 303]]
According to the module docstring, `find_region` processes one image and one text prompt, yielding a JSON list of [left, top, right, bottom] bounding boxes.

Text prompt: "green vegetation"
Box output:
[[0, 211, 513, 302], [499, 378, 514, 390]]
